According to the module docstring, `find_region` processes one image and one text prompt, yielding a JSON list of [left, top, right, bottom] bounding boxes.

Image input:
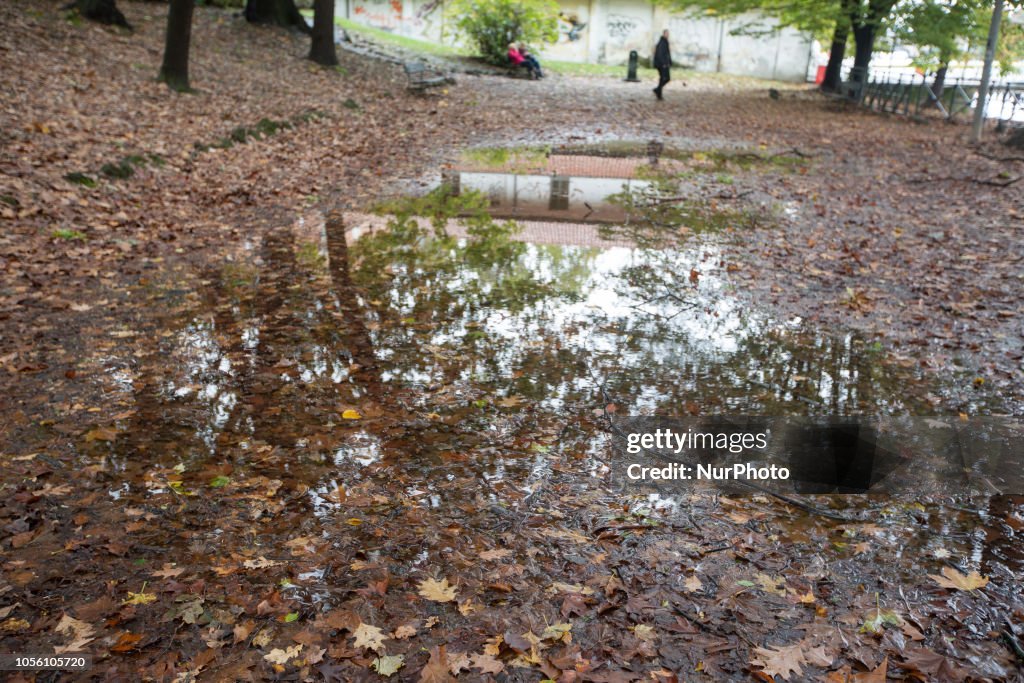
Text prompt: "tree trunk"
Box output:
[[309, 0, 338, 66], [931, 63, 948, 101], [158, 0, 195, 92], [69, 0, 130, 28], [821, 24, 848, 93], [851, 23, 876, 72], [245, 0, 311, 34]]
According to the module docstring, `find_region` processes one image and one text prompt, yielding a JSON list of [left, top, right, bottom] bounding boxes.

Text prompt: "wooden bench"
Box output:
[[404, 62, 453, 93], [506, 63, 535, 80]]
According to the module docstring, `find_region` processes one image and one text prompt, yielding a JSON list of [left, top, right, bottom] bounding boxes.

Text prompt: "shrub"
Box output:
[[448, 0, 559, 66]]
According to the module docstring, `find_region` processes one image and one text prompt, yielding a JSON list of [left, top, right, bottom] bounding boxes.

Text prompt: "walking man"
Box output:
[[653, 29, 671, 100]]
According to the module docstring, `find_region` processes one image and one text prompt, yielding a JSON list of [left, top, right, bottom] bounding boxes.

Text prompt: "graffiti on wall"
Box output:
[[353, 0, 402, 29], [606, 14, 642, 44], [558, 12, 587, 42], [417, 0, 441, 19]]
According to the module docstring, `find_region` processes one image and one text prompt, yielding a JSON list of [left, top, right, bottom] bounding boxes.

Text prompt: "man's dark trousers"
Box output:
[[655, 66, 670, 99]]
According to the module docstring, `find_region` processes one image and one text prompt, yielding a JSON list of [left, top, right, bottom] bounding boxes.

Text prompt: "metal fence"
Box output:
[[853, 69, 1024, 125]]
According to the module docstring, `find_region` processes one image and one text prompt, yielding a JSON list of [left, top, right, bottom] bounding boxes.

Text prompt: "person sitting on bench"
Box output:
[[508, 43, 543, 79]]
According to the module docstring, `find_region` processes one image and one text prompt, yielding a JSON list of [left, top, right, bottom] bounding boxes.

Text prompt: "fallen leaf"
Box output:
[[855, 656, 888, 683], [750, 642, 808, 681], [243, 556, 283, 569], [469, 652, 504, 674], [152, 564, 186, 579], [341, 409, 362, 419], [418, 577, 457, 602], [264, 644, 302, 665], [393, 622, 417, 639], [420, 645, 456, 683], [928, 566, 989, 591], [352, 622, 388, 652], [1, 617, 31, 632], [372, 654, 405, 676], [632, 624, 657, 642], [479, 548, 511, 561], [684, 574, 703, 592], [54, 614, 95, 653], [122, 590, 157, 605], [111, 631, 143, 652], [84, 426, 117, 442]]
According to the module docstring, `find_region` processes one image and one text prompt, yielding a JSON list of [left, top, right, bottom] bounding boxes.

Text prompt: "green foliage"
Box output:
[[101, 160, 134, 179], [896, 0, 983, 70], [448, 0, 559, 65], [64, 172, 97, 188], [52, 228, 88, 241], [895, 1, 1024, 75], [669, 0, 845, 41]]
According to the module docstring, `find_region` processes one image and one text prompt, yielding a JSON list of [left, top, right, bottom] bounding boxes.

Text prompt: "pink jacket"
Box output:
[[508, 48, 525, 65]]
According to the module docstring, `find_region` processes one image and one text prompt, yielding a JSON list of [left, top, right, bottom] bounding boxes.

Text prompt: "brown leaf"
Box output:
[[469, 652, 504, 674], [928, 566, 989, 591], [854, 656, 888, 683], [392, 622, 417, 639], [479, 548, 511, 561], [110, 631, 143, 652], [750, 642, 807, 681], [419, 645, 456, 683], [152, 564, 186, 579]]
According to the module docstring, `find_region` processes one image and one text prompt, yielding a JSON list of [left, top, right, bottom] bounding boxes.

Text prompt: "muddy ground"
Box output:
[[1, 1, 1023, 681]]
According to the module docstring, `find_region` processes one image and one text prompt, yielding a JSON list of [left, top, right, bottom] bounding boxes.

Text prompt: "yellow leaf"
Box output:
[[541, 623, 573, 641], [418, 577, 457, 602], [341, 409, 361, 420], [928, 566, 989, 591], [632, 624, 656, 642], [371, 654, 405, 676], [754, 573, 787, 596], [122, 591, 157, 605], [352, 622, 388, 652]]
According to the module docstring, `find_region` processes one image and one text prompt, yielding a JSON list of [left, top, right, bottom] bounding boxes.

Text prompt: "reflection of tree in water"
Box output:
[[349, 196, 929, 416]]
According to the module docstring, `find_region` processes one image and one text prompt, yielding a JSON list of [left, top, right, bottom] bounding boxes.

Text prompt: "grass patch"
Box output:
[[329, 15, 469, 58], [296, 240, 326, 270], [64, 172, 97, 188], [101, 160, 134, 179], [545, 59, 659, 79], [195, 110, 320, 154], [52, 228, 88, 241], [461, 145, 551, 172]]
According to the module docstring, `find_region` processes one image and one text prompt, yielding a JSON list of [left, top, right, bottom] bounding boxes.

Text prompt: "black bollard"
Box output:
[[625, 50, 639, 82]]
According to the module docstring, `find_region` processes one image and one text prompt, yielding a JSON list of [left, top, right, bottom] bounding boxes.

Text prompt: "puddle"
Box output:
[[62, 142, 1021, 621]]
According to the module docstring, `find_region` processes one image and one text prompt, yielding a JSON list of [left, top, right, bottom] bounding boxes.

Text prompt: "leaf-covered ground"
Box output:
[[1, 1, 1023, 681]]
